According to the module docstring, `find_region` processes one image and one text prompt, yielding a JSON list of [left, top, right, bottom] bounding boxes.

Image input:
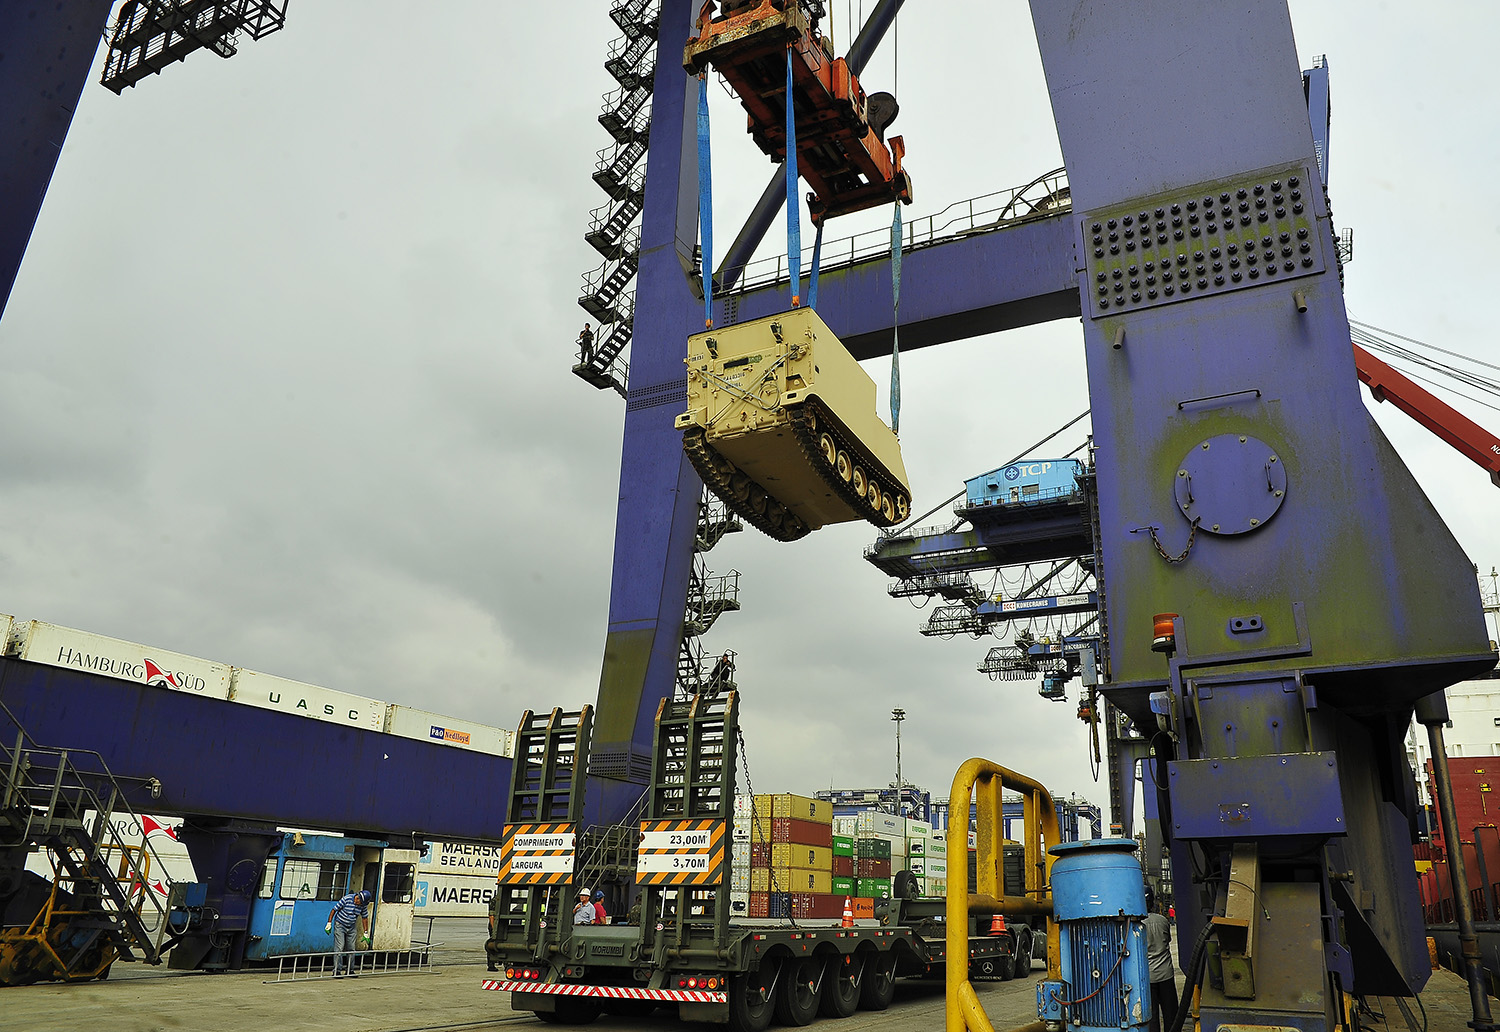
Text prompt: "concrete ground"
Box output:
[[0, 922, 1486, 1032]]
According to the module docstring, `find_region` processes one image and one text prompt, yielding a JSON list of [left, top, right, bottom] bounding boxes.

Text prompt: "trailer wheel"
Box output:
[[857, 952, 897, 1011], [728, 963, 777, 1032], [1012, 931, 1032, 979], [775, 956, 821, 1026], [818, 954, 859, 1018]]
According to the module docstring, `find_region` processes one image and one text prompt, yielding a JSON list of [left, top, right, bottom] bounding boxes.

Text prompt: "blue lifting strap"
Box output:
[[890, 201, 903, 434], [697, 74, 714, 328], [808, 220, 824, 310], [785, 48, 801, 307]]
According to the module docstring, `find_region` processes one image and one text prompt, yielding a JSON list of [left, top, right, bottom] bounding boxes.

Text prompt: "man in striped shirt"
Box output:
[[329, 889, 373, 976]]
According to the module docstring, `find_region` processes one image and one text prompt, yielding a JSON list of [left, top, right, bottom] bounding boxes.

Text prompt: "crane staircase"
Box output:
[[676, 493, 742, 699], [575, 0, 662, 398], [0, 707, 172, 984], [101, 0, 289, 94]]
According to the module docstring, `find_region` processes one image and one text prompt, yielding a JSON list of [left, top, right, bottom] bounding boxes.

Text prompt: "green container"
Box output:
[[857, 877, 891, 899], [855, 838, 892, 860], [832, 835, 855, 857], [832, 876, 855, 895]]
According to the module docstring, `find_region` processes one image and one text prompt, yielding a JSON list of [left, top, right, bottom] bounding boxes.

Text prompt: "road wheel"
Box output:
[[857, 951, 897, 1011], [880, 493, 896, 522], [851, 467, 868, 498], [997, 948, 1014, 981], [820, 433, 837, 466], [729, 472, 752, 502], [895, 494, 909, 521], [775, 956, 821, 1026], [867, 480, 883, 512], [819, 954, 859, 1018], [748, 483, 769, 514], [1013, 932, 1032, 979], [728, 963, 777, 1032], [836, 451, 852, 482]]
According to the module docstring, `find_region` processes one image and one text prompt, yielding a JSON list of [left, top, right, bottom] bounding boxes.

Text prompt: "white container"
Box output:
[[13, 620, 230, 698], [385, 705, 514, 757], [832, 815, 857, 836], [730, 890, 750, 916], [418, 840, 505, 876], [733, 816, 751, 841], [413, 872, 495, 918], [855, 811, 904, 838], [909, 858, 926, 876], [731, 867, 750, 891], [905, 819, 930, 839], [734, 796, 755, 817], [230, 668, 384, 730]]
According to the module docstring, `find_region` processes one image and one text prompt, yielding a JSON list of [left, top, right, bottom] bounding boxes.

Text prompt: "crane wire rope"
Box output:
[[887, 6, 901, 434], [785, 46, 802, 307], [885, 409, 1092, 535]]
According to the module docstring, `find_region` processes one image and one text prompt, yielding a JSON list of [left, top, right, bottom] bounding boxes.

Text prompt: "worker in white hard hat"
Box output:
[[573, 887, 596, 925]]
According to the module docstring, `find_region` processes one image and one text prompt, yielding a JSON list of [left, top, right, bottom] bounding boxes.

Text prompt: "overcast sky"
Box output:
[[1, 2, 1496, 824]]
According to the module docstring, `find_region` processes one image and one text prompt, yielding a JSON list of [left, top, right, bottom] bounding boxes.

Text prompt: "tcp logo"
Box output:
[[1010, 462, 1053, 478], [1003, 466, 1021, 481]]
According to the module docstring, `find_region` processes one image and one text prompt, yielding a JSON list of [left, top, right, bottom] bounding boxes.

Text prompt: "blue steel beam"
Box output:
[[723, 212, 1079, 359], [0, 1, 113, 318], [0, 658, 511, 846]]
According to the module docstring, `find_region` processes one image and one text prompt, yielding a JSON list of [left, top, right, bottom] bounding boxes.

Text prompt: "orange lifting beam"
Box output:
[[684, 0, 913, 223], [1353, 342, 1500, 488]]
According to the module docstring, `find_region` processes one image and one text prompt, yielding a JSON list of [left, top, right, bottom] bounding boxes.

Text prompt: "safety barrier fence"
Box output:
[[946, 758, 1060, 1032]]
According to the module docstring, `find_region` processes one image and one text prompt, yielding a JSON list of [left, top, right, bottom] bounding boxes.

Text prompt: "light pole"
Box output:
[[891, 708, 906, 816]]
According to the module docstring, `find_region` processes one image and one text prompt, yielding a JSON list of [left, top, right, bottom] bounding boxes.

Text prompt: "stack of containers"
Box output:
[[854, 809, 904, 902], [730, 795, 754, 916], [831, 833, 855, 900], [745, 794, 837, 919], [925, 832, 948, 897]]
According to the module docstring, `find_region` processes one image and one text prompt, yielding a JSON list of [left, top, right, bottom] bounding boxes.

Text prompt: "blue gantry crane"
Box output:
[[3, 1, 1499, 1026]]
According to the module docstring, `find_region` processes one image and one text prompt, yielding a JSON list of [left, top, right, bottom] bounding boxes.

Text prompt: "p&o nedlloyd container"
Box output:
[[384, 705, 515, 757], [230, 668, 384, 730], [9, 620, 231, 698]]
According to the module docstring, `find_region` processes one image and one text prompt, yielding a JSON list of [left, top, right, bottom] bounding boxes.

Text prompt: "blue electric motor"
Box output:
[[1036, 838, 1150, 1031]]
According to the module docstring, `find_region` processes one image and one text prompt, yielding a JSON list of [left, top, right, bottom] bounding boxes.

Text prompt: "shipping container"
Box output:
[[857, 857, 892, 878], [750, 867, 832, 894], [385, 705, 514, 757], [857, 877, 892, 898], [855, 810, 904, 837], [771, 817, 832, 847], [418, 841, 505, 877], [758, 793, 833, 823], [230, 667, 385, 730], [769, 843, 832, 870], [832, 834, 854, 857], [413, 872, 495, 918], [12, 620, 231, 698], [832, 876, 855, 896], [856, 837, 892, 860], [832, 855, 853, 877]]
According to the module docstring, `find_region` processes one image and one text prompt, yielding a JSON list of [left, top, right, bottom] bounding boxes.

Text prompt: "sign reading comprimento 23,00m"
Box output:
[[636, 818, 725, 885], [497, 823, 575, 885]]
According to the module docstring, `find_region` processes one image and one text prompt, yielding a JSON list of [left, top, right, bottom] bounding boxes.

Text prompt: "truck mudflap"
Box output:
[[482, 980, 727, 1004]]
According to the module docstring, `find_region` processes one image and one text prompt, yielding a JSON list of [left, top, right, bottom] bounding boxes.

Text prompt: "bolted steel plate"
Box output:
[[1174, 433, 1286, 535]]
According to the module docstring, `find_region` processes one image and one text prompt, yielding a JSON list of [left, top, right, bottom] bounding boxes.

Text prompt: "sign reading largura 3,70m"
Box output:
[[636, 818, 724, 885], [498, 823, 575, 885]]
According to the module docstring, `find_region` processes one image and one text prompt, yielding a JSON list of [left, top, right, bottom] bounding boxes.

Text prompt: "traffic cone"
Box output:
[[989, 913, 1007, 935], [842, 896, 854, 928]]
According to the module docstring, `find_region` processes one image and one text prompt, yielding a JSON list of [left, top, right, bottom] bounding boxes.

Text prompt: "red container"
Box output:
[[852, 897, 875, 920], [751, 843, 772, 868], [857, 857, 892, 879], [832, 855, 853, 877], [789, 893, 844, 920], [748, 892, 770, 918], [771, 818, 833, 847]]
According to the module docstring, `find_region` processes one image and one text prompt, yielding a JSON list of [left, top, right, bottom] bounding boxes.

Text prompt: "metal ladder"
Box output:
[[493, 707, 592, 954], [0, 703, 173, 983], [640, 691, 738, 958], [677, 491, 743, 699]]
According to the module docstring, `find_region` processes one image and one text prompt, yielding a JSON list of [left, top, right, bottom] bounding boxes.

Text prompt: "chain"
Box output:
[[736, 725, 797, 928], [1146, 517, 1200, 564]]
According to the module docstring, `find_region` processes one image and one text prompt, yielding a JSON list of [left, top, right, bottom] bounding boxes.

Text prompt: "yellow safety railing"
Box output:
[[947, 758, 1062, 1032]]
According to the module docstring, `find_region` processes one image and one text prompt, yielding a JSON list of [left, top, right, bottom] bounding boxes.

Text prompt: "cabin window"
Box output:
[[382, 863, 416, 904], [258, 860, 277, 900], [280, 858, 351, 901]]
